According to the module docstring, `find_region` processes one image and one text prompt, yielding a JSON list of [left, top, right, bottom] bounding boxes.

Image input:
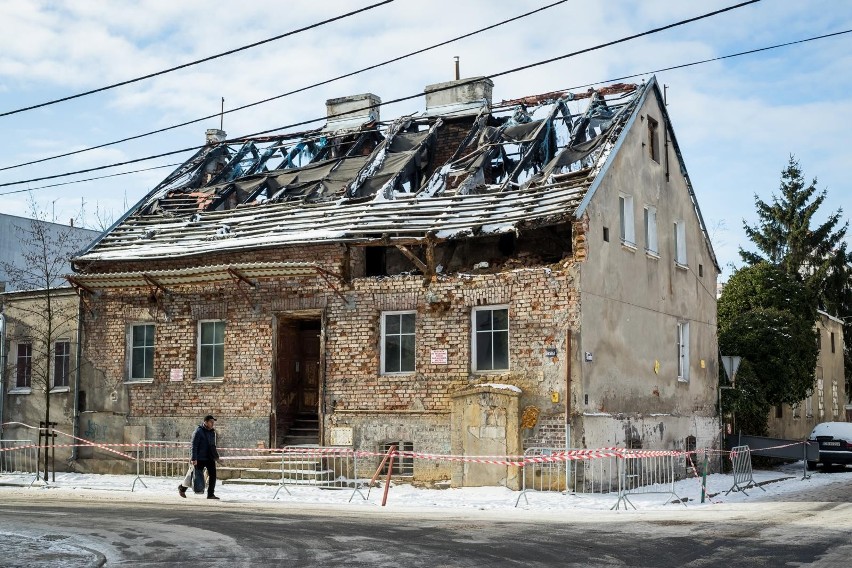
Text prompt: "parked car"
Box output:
[[806, 422, 852, 470]]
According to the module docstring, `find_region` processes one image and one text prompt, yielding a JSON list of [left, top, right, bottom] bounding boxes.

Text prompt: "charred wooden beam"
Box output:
[[394, 244, 428, 274]]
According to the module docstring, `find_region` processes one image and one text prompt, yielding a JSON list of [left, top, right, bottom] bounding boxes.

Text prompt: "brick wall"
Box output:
[[81, 241, 581, 459]]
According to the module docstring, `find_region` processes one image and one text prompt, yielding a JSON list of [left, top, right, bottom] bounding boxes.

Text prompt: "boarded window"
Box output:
[[648, 116, 660, 162], [380, 442, 414, 476]]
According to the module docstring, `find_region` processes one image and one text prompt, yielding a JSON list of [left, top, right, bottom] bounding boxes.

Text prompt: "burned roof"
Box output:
[[76, 79, 647, 263]]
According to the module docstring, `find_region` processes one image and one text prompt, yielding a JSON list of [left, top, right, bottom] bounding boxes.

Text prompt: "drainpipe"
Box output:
[[0, 307, 6, 440], [71, 296, 83, 461]]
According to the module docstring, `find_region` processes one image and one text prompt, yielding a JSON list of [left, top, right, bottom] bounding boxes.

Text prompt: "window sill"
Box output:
[[677, 377, 689, 383], [49, 386, 71, 394], [645, 250, 660, 260], [194, 378, 225, 384], [674, 261, 688, 271], [124, 378, 154, 385], [620, 240, 637, 252], [8, 388, 32, 395], [381, 371, 416, 376]]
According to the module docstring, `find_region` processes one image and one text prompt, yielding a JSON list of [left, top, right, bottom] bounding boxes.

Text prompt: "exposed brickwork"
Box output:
[[81, 239, 580, 455]]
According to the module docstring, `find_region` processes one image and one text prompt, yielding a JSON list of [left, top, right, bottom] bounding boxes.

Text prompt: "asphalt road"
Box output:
[[1, 482, 850, 567]]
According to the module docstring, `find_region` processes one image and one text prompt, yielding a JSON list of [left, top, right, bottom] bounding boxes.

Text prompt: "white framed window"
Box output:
[[128, 323, 155, 381], [381, 311, 415, 374], [15, 341, 32, 389], [676, 321, 689, 381], [619, 194, 635, 247], [472, 305, 509, 372], [673, 220, 687, 267], [198, 320, 225, 379], [53, 339, 71, 389], [644, 205, 658, 255]]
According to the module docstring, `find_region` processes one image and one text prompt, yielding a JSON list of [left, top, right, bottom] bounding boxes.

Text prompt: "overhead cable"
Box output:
[[0, 0, 394, 118], [0, 0, 771, 190], [0, 0, 569, 173]]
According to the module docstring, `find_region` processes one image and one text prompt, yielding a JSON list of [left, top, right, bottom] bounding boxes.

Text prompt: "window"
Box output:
[[472, 306, 509, 371], [698, 264, 704, 277], [198, 321, 225, 379], [830, 332, 835, 353], [643, 205, 658, 254], [647, 116, 660, 162], [676, 321, 689, 381], [16, 342, 32, 388], [792, 402, 801, 419], [602, 227, 610, 242], [619, 194, 635, 247], [53, 340, 71, 388], [673, 221, 687, 266], [775, 405, 783, 419], [129, 324, 155, 381], [381, 311, 415, 374]]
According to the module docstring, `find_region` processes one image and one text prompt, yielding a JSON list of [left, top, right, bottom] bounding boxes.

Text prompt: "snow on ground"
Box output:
[[1, 462, 849, 514]]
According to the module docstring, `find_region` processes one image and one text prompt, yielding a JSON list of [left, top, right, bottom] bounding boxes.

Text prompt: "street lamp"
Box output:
[[719, 355, 741, 472]]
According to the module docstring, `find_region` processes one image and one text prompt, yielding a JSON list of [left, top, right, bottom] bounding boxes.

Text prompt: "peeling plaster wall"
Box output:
[[574, 91, 719, 453]]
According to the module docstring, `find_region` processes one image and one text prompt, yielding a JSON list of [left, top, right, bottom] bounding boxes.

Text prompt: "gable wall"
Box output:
[[575, 89, 719, 452]]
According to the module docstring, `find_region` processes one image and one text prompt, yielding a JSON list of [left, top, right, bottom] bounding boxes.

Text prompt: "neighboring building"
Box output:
[[0, 287, 90, 467], [767, 311, 847, 439], [70, 76, 720, 485], [0, 213, 99, 292]]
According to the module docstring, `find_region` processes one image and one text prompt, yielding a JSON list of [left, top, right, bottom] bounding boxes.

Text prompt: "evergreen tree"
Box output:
[[740, 155, 851, 400], [718, 263, 819, 434]]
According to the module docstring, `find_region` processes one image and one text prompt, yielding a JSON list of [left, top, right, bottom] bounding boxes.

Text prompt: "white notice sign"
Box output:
[[430, 349, 448, 365], [170, 368, 184, 382]]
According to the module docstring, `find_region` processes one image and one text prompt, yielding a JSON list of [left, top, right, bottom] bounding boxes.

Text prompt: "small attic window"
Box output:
[[647, 117, 660, 163], [603, 227, 610, 242]]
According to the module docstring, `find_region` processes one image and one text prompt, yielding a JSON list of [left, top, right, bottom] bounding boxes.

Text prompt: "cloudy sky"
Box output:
[[0, 0, 849, 280]]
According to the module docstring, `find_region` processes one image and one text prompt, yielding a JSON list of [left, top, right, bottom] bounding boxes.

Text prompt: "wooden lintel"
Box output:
[[394, 244, 428, 274]]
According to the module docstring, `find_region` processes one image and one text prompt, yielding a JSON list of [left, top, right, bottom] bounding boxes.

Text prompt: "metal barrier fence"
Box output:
[[725, 445, 765, 495], [612, 450, 685, 510], [516, 448, 620, 506], [132, 440, 190, 491], [273, 447, 365, 501], [0, 439, 39, 485], [516, 448, 688, 510]]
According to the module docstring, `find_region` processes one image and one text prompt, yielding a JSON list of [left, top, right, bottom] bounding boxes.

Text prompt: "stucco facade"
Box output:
[[767, 311, 847, 440]]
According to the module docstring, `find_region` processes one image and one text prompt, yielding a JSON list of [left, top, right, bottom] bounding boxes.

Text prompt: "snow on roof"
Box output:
[[76, 82, 644, 264]]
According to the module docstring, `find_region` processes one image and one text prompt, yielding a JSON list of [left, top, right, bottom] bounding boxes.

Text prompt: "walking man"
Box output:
[[178, 414, 220, 499]]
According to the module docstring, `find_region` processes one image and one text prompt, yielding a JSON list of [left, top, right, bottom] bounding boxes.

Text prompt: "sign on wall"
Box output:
[[430, 349, 448, 365]]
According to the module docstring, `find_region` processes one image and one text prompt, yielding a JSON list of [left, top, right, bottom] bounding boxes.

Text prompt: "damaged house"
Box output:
[[69, 76, 720, 485]]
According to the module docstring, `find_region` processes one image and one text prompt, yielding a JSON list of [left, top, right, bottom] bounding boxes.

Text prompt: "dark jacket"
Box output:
[[191, 424, 219, 462]]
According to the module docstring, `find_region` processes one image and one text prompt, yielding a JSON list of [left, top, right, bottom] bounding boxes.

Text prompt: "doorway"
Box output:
[[274, 317, 321, 446]]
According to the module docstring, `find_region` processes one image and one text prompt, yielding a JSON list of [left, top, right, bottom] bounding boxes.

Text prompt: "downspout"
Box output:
[[0, 307, 6, 440], [71, 295, 83, 461]]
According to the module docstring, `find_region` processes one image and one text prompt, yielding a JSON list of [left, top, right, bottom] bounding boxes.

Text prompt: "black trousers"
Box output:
[[194, 460, 217, 496]]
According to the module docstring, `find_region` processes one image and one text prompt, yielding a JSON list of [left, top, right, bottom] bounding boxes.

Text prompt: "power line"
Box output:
[[0, 0, 394, 118], [0, 0, 570, 173], [10, 27, 849, 199], [0, 0, 765, 191], [0, 163, 182, 196]]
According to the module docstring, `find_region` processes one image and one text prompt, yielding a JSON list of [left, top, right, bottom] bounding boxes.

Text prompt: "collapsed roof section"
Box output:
[[77, 79, 644, 262]]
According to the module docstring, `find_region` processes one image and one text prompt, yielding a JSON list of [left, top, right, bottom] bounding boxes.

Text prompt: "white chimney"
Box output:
[[206, 128, 227, 145], [324, 93, 380, 131], [424, 77, 493, 117]]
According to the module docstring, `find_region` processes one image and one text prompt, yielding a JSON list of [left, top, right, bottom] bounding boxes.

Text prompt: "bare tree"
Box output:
[[1, 197, 90, 479]]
